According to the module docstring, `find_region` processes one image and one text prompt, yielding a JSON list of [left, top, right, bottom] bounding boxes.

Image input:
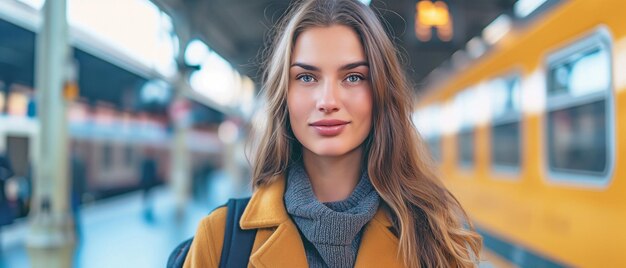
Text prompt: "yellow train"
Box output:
[[414, 0, 626, 267]]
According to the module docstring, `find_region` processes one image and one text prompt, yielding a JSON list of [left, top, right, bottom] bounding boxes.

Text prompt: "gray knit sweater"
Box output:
[[284, 162, 380, 268]]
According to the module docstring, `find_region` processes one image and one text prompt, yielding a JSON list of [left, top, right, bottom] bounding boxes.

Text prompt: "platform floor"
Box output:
[[0, 185, 227, 268]]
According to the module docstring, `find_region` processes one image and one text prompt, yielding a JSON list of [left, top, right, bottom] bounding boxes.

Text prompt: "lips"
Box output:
[[309, 119, 350, 136]]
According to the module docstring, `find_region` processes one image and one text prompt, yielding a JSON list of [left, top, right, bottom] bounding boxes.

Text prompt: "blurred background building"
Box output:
[[0, 0, 625, 267]]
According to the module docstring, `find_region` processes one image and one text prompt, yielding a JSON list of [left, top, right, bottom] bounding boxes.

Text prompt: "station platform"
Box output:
[[0, 185, 227, 268]]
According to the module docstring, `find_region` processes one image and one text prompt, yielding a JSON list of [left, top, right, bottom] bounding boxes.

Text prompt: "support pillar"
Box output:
[[26, 0, 75, 267], [169, 24, 194, 214], [169, 93, 191, 214]]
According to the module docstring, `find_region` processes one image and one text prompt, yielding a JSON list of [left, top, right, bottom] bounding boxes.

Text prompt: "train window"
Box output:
[[414, 105, 443, 163], [490, 76, 522, 172], [454, 88, 478, 170], [491, 77, 522, 119], [458, 129, 475, 167], [492, 122, 521, 168], [548, 48, 610, 98], [548, 101, 606, 173], [426, 136, 442, 162], [125, 145, 134, 165], [545, 28, 613, 183], [103, 144, 113, 169]]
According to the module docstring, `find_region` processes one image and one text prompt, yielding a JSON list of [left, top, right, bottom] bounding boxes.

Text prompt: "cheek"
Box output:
[[287, 90, 303, 121], [351, 89, 373, 128], [287, 89, 311, 138]]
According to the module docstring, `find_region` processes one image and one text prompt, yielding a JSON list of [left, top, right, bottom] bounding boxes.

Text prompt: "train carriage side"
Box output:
[[416, 0, 626, 266]]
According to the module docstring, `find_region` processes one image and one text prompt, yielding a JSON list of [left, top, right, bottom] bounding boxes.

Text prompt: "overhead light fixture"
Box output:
[[415, 0, 453, 42], [466, 37, 488, 59], [514, 0, 548, 18], [184, 39, 210, 67]]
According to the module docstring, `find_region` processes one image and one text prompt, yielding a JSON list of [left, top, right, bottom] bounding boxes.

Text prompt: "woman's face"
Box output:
[[287, 25, 373, 158]]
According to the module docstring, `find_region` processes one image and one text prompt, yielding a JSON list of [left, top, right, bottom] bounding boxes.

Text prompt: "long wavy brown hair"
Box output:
[[250, 0, 482, 267]]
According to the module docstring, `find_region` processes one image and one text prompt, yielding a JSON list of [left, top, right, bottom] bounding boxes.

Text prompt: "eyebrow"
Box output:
[[290, 61, 369, 71]]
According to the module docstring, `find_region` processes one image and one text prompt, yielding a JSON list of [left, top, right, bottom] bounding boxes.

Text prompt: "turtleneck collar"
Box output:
[[284, 161, 380, 268]]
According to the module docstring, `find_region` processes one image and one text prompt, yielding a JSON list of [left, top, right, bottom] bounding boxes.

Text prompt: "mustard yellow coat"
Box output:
[[183, 175, 405, 268]]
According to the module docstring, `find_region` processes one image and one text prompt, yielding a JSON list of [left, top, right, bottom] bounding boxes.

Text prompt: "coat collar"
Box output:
[[239, 174, 394, 229], [239, 175, 290, 230], [240, 174, 404, 268]]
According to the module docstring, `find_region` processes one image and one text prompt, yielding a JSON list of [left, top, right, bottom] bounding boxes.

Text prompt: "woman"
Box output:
[[184, 0, 482, 267]]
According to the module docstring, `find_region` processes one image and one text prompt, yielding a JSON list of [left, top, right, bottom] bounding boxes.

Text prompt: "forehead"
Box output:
[[291, 25, 366, 64]]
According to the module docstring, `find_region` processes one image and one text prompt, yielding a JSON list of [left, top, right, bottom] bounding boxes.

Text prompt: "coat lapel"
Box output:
[[354, 208, 405, 268], [240, 175, 309, 268], [248, 220, 309, 268]]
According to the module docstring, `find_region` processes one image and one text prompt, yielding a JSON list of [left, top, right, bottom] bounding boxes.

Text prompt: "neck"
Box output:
[[302, 147, 364, 203]]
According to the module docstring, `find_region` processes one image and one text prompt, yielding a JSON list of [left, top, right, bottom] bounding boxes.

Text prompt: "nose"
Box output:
[[316, 81, 340, 113]]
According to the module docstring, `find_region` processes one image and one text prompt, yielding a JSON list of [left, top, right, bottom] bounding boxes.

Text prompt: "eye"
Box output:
[[297, 74, 316, 83], [345, 74, 365, 83]]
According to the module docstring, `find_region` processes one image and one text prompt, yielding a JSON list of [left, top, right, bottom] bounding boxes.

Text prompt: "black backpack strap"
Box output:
[[167, 197, 255, 268], [219, 197, 256, 268]]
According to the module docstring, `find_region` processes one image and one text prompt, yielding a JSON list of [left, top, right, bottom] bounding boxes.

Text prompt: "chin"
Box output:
[[310, 148, 351, 157], [305, 141, 361, 158]]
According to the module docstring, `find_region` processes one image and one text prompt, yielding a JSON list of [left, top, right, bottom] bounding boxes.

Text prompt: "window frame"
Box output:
[[543, 26, 615, 187], [489, 73, 524, 176]]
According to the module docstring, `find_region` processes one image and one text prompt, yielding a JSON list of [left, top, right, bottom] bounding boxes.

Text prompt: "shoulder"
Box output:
[[202, 205, 228, 231], [183, 206, 228, 268]]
